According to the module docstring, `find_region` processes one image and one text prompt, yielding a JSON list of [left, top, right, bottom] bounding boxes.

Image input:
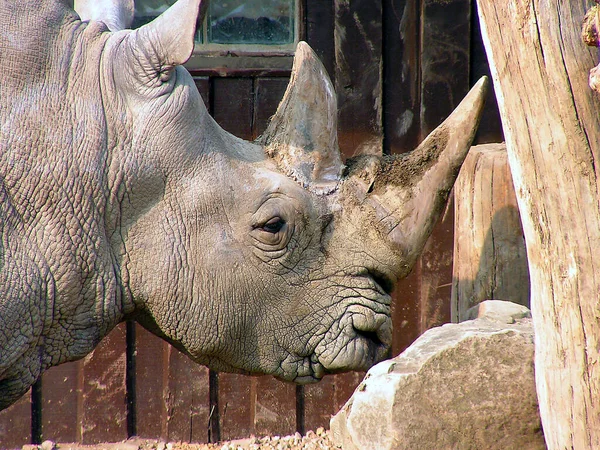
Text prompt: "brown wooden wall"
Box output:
[[0, 0, 503, 447]]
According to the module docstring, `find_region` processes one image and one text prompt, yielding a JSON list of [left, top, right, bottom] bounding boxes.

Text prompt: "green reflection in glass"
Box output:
[[132, 0, 295, 46], [207, 0, 294, 45]]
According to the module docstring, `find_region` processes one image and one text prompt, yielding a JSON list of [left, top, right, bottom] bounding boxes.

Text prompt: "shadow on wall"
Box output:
[[452, 204, 530, 322]]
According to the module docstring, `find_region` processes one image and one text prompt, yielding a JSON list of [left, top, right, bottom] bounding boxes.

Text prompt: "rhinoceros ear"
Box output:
[[258, 42, 344, 193], [74, 0, 134, 31], [122, 0, 207, 82]]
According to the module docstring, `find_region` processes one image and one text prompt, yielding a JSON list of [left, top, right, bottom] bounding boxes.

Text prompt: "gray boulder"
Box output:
[[330, 300, 545, 450]]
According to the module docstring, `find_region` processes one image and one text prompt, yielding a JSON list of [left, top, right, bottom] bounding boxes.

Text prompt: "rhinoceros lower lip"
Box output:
[[278, 354, 325, 384], [292, 357, 326, 384]]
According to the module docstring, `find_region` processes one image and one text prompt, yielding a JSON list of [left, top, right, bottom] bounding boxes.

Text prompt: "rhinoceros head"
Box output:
[[0, 0, 486, 405], [105, 0, 487, 382]]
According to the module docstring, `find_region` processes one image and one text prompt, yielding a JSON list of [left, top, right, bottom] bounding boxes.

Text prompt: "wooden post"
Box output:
[[476, 0, 600, 448], [452, 143, 529, 322]]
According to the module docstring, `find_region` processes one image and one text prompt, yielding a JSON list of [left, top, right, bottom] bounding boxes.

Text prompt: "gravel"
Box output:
[[22, 428, 342, 450]]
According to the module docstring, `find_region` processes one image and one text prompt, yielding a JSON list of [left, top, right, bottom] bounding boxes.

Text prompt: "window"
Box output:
[[133, 0, 299, 52]]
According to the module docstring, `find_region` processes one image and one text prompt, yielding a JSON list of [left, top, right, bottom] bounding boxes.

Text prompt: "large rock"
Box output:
[[330, 301, 545, 450]]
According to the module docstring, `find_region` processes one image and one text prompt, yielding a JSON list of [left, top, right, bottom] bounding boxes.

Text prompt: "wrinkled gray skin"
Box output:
[[0, 0, 487, 409]]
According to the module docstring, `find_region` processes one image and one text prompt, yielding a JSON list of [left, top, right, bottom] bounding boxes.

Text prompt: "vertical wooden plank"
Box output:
[[452, 144, 529, 321], [217, 372, 252, 441], [193, 76, 210, 108], [125, 321, 136, 437], [470, 1, 503, 144], [333, 372, 365, 414], [417, 204, 455, 332], [383, 0, 424, 357], [164, 347, 210, 443], [334, 0, 384, 157], [383, 0, 421, 154], [415, 0, 472, 334], [212, 78, 254, 139], [135, 325, 168, 440], [391, 271, 423, 355], [253, 78, 289, 139], [0, 388, 31, 449], [41, 361, 79, 442], [303, 376, 335, 432], [253, 377, 296, 437], [305, 0, 335, 78], [78, 323, 128, 444], [419, 0, 471, 136]]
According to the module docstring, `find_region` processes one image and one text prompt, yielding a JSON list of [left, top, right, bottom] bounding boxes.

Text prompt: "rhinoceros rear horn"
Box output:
[[122, 0, 207, 82], [258, 42, 344, 193]]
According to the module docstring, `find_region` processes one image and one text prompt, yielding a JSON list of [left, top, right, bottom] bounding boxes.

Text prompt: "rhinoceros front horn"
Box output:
[[343, 76, 489, 277], [258, 42, 344, 193]]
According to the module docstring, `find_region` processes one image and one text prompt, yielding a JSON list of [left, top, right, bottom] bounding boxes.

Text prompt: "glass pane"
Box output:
[[207, 0, 294, 45]]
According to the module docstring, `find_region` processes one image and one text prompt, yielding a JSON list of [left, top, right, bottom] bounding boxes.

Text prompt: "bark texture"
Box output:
[[476, 0, 600, 448]]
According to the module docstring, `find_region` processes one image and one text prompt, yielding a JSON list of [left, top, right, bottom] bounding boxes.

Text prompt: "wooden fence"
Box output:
[[0, 0, 504, 447]]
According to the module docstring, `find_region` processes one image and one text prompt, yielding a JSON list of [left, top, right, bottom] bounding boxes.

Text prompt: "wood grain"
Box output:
[[452, 143, 529, 321], [41, 361, 79, 442], [383, 0, 421, 154], [0, 388, 31, 448], [78, 323, 128, 444], [305, 0, 335, 79], [477, 0, 600, 447], [395, 0, 472, 341], [334, 0, 383, 157]]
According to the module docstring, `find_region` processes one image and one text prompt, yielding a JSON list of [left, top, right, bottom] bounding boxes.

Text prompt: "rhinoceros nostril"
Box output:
[[368, 269, 394, 295], [353, 328, 384, 348]]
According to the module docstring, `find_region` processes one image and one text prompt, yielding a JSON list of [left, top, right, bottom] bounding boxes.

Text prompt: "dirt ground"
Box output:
[[22, 428, 342, 450]]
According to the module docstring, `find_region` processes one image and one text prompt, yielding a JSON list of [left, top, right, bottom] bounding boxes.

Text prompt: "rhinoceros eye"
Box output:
[[261, 217, 285, 234], [251, 198, 295, 252]]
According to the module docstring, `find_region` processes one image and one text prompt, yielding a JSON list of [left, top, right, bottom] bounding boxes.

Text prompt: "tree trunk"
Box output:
[[452, 143, 529, 322], [476, 1, 600, 448]]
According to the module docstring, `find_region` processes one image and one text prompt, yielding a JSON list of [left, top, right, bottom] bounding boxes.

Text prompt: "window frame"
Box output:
[[132, 0, 304, 74], [195, 0, 301, 54]]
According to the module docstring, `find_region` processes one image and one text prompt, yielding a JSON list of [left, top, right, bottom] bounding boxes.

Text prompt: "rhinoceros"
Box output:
[[0, 0, 487, 410]]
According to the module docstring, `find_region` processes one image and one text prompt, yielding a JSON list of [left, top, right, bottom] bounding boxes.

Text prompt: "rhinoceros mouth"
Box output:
[[312, 305, 393, 375], [274, 304, 391, 384]]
